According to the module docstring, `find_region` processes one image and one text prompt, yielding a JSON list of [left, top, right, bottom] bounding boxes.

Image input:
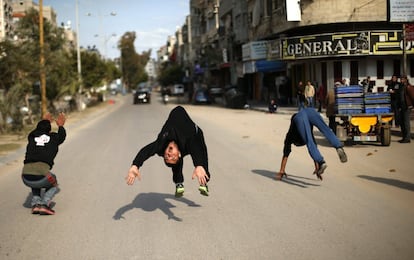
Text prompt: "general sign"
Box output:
[[281, 30, 414, 60]]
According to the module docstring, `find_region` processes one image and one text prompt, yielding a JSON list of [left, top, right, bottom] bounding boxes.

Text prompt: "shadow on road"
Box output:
[[358, 175, 414, 192], [113, 192, 200, 222], [251, 169, 320, 188]]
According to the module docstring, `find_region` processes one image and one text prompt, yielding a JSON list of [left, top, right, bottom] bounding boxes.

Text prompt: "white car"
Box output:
[[171, 84, 185, 96]]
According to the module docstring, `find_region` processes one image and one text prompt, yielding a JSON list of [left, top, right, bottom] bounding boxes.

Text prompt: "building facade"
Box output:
[[173, 0, 414, 104], [0, 0, 13, 40]]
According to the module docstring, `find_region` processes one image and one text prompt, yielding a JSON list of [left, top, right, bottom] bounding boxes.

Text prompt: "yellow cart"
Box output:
[[335, 113, 394, 146]]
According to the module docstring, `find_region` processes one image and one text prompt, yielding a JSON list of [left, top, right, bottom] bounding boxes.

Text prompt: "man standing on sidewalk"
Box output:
[[276, 108, 347, 181], [304, 80, 315, 108], [398, 75, 413, 143]]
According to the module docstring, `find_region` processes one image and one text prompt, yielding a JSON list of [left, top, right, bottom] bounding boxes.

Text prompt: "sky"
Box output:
[[42, 0, 190, 59]]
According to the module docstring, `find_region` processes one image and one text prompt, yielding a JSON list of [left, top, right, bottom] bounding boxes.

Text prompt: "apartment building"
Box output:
[[12, 0, 57, 26], [11, 0, 78, 52], [175, 0, 414, 104], [0, 0, 13, 40]]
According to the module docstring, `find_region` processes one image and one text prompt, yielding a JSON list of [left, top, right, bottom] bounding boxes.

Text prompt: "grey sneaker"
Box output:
[[198, 185, 209, 196], [175, 183, 184, 197], [336, 147, 348, 163], [316, 162, 327, 180]]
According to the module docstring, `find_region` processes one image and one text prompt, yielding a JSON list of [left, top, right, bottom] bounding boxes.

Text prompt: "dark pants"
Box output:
[[328, 116, 337, 134], [400, 108, 411, 141], [171, 129, 210, 184], [391, 100, 400, 126]]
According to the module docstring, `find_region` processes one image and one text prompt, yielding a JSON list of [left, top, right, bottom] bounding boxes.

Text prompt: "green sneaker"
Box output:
[[198, 185, 209, 196], [175, 183, 184, 197]]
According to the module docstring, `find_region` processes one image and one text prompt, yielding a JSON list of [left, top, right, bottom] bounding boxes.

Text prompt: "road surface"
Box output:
[[1, 94, 413, 259]]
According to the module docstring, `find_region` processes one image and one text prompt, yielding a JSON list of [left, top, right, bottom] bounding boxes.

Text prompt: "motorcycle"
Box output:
[[162, 94, 169, 104]]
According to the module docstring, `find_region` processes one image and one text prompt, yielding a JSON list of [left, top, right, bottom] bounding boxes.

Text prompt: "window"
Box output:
[[334, 61, 342, 83], [393, 59, 401, 77], [321, 62, 327, 89], [266, 0, 272, 16], [350, 61, 359, 85], [273, 0, 283, 9], [376, 60, 384, 79]]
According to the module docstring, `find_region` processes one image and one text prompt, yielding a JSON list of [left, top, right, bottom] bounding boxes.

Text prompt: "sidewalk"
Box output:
[[247, 101, 298, 115], [246, 100, 414, 132]]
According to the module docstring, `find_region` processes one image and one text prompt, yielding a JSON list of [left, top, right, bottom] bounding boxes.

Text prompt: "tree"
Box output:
[[0, 8, 122, 132], [9, 8, 76, 111], [158, 64, 184, 87], [1, 9, 75, 131], [118, 32, 150, 90]]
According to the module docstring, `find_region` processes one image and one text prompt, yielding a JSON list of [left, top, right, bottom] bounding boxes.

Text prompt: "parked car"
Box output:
[[171, 84, 185, 96], [208, 85, 224, 97], [193, 88, 211, 104], [133, 86, 151, 104], [224, 85, 246, 109]]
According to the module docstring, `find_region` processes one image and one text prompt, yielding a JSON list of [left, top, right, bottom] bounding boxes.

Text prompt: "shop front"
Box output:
[[241, 41, 287, 102], [281, 29, 414, 93]]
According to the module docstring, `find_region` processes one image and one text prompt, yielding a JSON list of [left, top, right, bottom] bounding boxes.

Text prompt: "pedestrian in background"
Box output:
[[276, 108, 347, 181], [304, 80, 315, 108], [387, 75, 400, 127], [296, 81, 305, 110], [398, 75, 413, 143], [316, 84, 326, 112], [268, 99, 278, 113], [325, 83, 339, 134], [21, 112, 66, 215]]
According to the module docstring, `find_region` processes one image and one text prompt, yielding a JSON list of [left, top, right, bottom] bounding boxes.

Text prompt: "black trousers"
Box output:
[[171, 129, 210, 184], [400, 108, 411, 141]]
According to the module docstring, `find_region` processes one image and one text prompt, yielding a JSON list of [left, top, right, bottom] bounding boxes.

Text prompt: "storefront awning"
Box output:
[[255, 60, 286, 72]]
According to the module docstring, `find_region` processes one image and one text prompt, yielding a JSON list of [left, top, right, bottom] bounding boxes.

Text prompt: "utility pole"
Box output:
[[402, 23, 407, 77], [76, 0, 82, 94], [39, 0, 47, 117]]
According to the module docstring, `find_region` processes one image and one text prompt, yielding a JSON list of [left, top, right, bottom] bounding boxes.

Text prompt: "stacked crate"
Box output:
[[364, 92, 391, 114], [335, 85, 365, 114]]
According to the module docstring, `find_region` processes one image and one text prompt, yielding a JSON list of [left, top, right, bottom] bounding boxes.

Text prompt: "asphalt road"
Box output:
[[0, 94, 413, 260]]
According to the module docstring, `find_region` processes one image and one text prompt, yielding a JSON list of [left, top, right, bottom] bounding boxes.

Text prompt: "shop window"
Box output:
[[333, 61, 342, 83], [350, 61, 359, 85], [376, 60, 384, 79], [321, 62, 327, 88], [393, 59, 401, 77]]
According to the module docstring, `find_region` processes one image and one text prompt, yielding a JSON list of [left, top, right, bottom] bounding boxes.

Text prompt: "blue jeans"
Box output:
[[293, 108, 342, 163], [22, 173, 58, 207], [306, 97, 314, 107]]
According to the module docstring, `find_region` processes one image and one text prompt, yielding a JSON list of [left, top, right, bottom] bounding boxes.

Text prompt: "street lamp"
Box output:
[[94, 33, 117, 58], [86, 11, 116, 58]]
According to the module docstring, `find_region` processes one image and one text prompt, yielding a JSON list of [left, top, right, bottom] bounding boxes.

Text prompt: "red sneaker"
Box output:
[[31, 204, 41, 214], [39, 205, 55, 215]]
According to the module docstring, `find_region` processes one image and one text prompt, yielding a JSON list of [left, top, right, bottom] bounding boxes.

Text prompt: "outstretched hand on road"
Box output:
[[126, 165, 141, 185], [192, 166, 209, 185]]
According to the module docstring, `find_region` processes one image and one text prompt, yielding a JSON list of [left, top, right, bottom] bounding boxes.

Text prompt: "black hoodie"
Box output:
[[132, 106, 209, 173], [23, 120, 66, 169]]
